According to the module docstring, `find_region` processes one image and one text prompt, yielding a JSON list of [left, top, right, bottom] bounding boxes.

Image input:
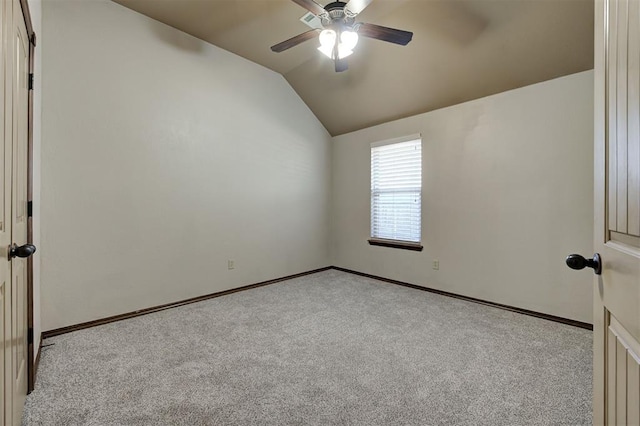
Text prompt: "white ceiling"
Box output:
[[112, 0, 594, 135]]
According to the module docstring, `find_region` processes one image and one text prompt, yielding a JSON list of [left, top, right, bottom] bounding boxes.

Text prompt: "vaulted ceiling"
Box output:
[[112, 0, 594, 136]]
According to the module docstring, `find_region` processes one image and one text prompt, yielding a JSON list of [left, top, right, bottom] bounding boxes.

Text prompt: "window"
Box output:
[[369, 135, 422, 251]]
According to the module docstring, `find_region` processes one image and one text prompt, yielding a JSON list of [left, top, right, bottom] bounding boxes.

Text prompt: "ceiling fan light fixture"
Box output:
[[318, 45, 354, 59], [317, 29, 358, 60]]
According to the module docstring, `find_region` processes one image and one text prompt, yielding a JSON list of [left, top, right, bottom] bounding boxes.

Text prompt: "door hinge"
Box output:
[[27, 201, 32, 217], [28, 73, 34, 91], [27, 327, 33, 345]]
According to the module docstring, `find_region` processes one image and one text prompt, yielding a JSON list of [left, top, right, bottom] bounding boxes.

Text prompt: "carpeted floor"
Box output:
[[23, 269, 592, 425]]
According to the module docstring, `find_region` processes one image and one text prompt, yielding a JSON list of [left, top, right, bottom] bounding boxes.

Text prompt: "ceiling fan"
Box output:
[[270, 0, 413, 72]]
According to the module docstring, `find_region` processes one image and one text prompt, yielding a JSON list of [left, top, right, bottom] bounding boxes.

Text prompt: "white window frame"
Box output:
[[369, 134, 423, 251]]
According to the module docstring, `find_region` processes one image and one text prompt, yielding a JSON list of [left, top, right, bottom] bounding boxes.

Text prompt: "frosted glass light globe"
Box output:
[[341, 31, 359, 51], [319, 29, 336, 49]]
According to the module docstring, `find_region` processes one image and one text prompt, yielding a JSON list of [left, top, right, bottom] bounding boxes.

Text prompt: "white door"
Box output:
[[592, 0, 640, 424], [10, 0, 29, 422], [1, 0, 13, 423], [1, 0, 32, 424]]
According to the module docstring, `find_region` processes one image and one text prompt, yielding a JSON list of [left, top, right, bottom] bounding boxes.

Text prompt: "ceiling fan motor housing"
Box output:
[[324, 1, 348, 12], [322, 1, 355, 29]]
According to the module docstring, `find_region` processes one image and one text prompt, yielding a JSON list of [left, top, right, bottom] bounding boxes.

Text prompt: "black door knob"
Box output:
[[566, 253, 601, 275], [8, 244, 36, 260]]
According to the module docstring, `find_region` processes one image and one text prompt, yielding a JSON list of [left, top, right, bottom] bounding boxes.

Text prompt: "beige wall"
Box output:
[[332, 71, 594, 323], [41, 0, 332, 331]]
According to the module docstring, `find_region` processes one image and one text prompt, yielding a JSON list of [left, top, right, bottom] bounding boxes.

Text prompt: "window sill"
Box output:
[[368, 239, 423, 251]]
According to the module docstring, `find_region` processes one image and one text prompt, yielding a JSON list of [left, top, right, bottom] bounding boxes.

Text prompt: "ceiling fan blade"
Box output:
[[357, 22, 413, 46], [292, 0, 326, 16], [335, 58, 348, 72], [271, 29, 320, 53], [345, 0, 373, 16]]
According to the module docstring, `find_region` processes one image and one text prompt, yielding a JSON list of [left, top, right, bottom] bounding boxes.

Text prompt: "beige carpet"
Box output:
[[23, 269, 592, 425]]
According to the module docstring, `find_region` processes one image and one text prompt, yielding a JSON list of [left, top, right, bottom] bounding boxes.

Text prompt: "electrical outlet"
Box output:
[[432, 260, 439, 270], [228, 260, 235, 270]]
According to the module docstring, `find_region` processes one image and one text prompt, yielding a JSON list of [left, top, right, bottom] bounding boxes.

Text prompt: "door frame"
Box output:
[[16, 0, 35, 394], [593, 0, 605, 421]]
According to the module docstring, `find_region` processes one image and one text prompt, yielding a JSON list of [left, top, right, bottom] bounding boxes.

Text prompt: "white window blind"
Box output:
[[371, 138, 422, 243]]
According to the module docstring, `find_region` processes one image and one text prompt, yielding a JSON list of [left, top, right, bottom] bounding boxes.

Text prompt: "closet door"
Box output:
[[1, 0, 32, 423], [9, 0, 30, 422], [0, 0, 14, 423]]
